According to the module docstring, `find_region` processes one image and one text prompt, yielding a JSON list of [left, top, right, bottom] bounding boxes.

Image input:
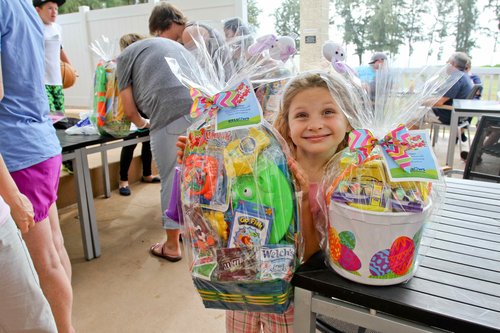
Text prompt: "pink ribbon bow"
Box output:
[[348, 124, 413, 172], [189, 82, 250, 118]]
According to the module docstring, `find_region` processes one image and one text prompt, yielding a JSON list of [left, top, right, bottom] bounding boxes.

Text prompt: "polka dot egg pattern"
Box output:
[[338, 244, 362, 271], [388, 236, 415, 275], [328, 226, 342, 261], [369, 249, 391, 276], [339, 230, 356, 250]]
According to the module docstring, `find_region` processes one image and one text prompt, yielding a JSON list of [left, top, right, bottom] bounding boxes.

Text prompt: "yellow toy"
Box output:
[[204, 210, 228, 242], [224, 127, 270, 177]]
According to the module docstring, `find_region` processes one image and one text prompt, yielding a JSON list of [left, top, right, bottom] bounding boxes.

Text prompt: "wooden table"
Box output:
[[446, 99, 500, 168], [57, 130, 150, 260], [293, 177, 500, 333]]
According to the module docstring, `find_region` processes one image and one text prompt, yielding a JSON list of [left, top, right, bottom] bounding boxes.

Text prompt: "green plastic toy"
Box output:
[[232, 156, 293, 244]]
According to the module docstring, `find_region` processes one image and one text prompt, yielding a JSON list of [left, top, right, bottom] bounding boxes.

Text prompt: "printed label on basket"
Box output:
[[215, 80, 263, 132], [192, 254, 217, 281], [381, 130, 441, 182], [259, 245, 295, 281], [216, 247, 258, 281], [228, 201, 274, 248]]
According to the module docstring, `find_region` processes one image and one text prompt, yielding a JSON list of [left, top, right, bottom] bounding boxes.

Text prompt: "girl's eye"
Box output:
[[324, 109, 336, 115], [294, 112, 308, 118]]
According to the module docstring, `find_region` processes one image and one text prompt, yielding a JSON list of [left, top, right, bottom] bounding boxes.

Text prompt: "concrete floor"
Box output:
[[59, 182, 226, 332], [58, 122, 471, 332]]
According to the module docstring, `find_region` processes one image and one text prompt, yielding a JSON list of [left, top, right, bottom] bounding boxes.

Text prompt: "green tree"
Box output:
[[366, 0, 406, 56], [59, 0, 147, 14], [331, 0, 372, 64], [424, 0, 455, 62], [273, 0, 300, 48], [247, 0, 262, 29], [454, 0, 478, 54], [485, 0, 500, 53], [400, 0, 429, 63]]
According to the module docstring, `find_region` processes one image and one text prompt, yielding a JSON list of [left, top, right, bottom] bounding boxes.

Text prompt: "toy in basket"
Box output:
[[90, 37, 131, 138], [180, 87, 298, 313], [320, 63, 465, 285], [165, 23, 299, 312]]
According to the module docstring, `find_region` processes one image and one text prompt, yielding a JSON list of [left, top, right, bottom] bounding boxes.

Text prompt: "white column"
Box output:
[[300, 0, 329, 71]]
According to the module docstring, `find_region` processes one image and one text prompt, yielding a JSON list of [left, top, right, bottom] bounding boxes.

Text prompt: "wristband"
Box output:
[[138, 118, 150, 129]]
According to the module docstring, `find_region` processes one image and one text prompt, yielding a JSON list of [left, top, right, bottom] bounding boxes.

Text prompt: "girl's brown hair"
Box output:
[[273, 72, 356, 158]]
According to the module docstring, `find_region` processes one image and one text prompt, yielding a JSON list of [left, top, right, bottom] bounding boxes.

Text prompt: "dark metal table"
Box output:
[[446, 99, 500, 168], [293, 177, 500, 333], [57, 130, 150, 260]]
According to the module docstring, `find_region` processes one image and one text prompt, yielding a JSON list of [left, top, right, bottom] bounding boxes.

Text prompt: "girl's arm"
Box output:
[[288, 158, 320, 262]]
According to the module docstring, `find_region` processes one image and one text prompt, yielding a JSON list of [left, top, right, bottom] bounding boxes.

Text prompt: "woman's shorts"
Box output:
[[10, 155, 62, 223]]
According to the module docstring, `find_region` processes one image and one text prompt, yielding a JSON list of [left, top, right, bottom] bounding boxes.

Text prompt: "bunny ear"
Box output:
[[247, 34, 277, 55]]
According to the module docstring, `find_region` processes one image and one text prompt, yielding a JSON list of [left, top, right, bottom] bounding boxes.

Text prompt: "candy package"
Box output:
[[320, 64, 464, 285], [89, 36, 131, 138], [165, 22, 299, 312]]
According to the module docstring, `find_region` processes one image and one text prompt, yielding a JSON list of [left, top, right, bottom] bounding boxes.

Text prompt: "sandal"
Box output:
[[149, 243, 182, 262], [142, 176, 161, 183]]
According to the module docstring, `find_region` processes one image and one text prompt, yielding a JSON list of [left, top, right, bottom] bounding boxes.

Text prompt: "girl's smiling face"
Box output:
[[288, 87, 350, 160]]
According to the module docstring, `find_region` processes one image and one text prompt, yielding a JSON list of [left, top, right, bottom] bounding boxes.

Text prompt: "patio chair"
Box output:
[[463, 115, 500, 182], [428, 84, 483, 151]]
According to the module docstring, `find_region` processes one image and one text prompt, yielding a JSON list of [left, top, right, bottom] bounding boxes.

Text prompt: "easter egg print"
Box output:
[[413, 226, 423, 249], [389, 236, 415, 275], [339, 231, 356, 250], [369, 249, 391, 276], [328, 226, 342, 261], [338, 244, 361, 271]]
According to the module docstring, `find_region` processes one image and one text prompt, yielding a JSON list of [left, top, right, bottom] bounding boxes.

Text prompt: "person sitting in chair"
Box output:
[[426, 52, 473, 142]]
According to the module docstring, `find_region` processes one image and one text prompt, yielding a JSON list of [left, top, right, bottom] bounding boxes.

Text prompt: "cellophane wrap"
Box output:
[[320, 65, 464, 285], [166, 23, 299, 312], [89, 36, 131, 138]]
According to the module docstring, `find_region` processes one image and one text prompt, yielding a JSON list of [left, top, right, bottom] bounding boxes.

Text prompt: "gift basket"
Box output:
[[320, 64, 464, 285], [90, 37, 131, 138], [166, 23, 299, 312]]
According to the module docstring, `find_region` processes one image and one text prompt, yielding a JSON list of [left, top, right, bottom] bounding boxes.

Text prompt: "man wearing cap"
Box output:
[[33, 0, 73, 127], [367, 52, 388, 101], [427, 52, 473, 138]]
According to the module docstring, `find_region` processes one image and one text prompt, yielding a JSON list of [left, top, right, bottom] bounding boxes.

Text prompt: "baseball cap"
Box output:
[[33, 0, 66, 7], [369, 52, 387, 64]]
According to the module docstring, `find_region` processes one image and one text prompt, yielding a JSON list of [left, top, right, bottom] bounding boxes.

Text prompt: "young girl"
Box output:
[[177, 71, 356, 332]]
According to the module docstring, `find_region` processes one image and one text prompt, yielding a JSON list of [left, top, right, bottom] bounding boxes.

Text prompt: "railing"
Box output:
[[400, 67, 500, 101]]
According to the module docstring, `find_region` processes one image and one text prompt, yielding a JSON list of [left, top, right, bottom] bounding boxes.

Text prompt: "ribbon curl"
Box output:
[[189, 82, 250, 118], [348, 124, 413, 172]]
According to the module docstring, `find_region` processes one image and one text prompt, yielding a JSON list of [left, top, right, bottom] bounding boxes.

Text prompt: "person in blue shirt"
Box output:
[[0, 1, 75, 331], [428, 52, 473, 142]]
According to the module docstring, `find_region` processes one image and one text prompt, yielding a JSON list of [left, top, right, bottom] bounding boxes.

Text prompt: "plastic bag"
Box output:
[[166, 22, 299, 313], [65, 111, 98, 135], [319, 64, 464, 285], [89, 36, 131, 138]]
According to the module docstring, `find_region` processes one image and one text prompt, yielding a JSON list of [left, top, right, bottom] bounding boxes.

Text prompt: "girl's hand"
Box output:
[[176, 136, 187, 164], [287, 157, 309, 195]]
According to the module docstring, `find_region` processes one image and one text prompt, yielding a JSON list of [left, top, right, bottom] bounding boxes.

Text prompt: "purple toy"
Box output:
[[165, 166, 183, 223]]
